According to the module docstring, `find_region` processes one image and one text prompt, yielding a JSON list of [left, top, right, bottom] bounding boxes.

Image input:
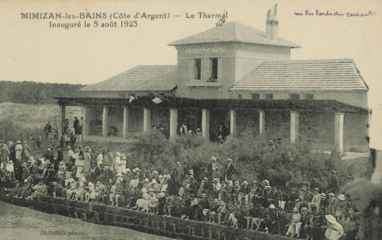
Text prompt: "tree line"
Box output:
[[0, 81, 83, 104]]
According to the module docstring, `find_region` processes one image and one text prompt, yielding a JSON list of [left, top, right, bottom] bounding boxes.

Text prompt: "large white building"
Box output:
[[56, 14, 370, 152]]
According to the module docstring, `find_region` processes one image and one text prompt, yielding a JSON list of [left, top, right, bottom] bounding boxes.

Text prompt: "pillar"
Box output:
[[123, 107, 129, 138], [58, 104, 66, 140], [334, 112, 344, 152], [82, 106, 89, 136], [259, 110, 265, 136], [202, 109, 210, 138], [290, 111, 299, 143], [169, 108, 178, 138], [371, 150, 382, 184], [143, 108, 151, 132], [229, 109, 236, 137], [102, 106, 108, 137]]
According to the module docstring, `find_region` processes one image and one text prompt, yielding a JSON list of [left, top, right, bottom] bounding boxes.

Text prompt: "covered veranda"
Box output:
[[55, 96, 371, 152]]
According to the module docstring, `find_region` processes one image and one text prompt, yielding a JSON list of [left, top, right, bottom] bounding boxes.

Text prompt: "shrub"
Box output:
[[129, 131, 369, 190]]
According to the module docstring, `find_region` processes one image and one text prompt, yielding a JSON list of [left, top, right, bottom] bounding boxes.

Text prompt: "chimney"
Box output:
[[266, 4, 278, 41], [266, 19, 278, 40]]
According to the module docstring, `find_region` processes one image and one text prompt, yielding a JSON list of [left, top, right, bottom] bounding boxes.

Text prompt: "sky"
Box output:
[[0, 0, 381, 148]]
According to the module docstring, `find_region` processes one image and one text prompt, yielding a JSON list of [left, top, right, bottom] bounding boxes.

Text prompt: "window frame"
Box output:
[[194, 58, 201, 80]]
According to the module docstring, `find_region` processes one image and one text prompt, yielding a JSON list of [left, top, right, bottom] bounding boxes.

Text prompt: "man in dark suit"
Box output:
[[223, 158, 236, 185]]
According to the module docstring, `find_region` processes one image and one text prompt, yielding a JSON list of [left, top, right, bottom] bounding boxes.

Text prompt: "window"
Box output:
[[211, 58, 218, 80], [194, 59, 201, 80], [238, 94, 242, 100], [252, 94, 260, 100], [305, 94, 314, 100], [291, 94, 300, 100], [265, 93, 273, 100]]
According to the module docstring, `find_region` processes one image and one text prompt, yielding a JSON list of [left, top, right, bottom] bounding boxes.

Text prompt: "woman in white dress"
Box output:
[[119, 155, 127, 174], [114, 152, 121, 174], [325, 214, 344, 240], [74, 149, 84, 178]]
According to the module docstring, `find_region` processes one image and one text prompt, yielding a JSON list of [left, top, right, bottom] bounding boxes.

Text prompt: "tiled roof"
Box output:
[[81, 65, 177, 92], [168, 21, 300, 48], [230, 59, 368, 92]]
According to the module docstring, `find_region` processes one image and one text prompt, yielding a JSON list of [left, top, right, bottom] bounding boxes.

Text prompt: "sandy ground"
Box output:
[[0, 102, 82, 129]]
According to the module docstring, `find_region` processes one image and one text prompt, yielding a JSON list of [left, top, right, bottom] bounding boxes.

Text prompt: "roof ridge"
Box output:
[[262, 58, 354, 63], [168, 21, 300, 48]]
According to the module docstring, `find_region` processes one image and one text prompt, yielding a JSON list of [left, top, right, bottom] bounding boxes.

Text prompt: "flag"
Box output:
[[152, 96, 163, 104]]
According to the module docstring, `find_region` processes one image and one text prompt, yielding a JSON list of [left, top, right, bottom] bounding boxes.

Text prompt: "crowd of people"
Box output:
[[0, 138, 358, 240]]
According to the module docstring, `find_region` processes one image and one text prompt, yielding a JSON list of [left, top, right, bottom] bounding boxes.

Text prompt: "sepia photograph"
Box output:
[[0, 0, 381, 239]]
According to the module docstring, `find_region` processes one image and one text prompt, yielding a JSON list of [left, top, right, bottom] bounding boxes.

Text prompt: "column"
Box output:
[[123, 107, 129, 138], [58, 104, 66, 140], [334, 112, 344, 152], [229, 109, 236, 137], [102, 106, 108, 137], [259, 110, 265, 136], [143, 108, 151, 132], [202, 109, 210, 138], [290, 111, 299, 143], [169, 108, 178, 138]]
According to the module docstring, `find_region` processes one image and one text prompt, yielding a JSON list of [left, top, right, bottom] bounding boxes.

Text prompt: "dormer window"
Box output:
[[194, 59, 201, 80]]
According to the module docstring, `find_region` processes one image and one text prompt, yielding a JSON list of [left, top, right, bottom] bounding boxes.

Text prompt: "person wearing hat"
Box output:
[[148, 191, 159, 214], [286, 207, 301, 237], [295, 207, 313, 239], [320, 193, 329, 214], [94, 181, 107, 204], [188, 171, 199, 195], [263, 204, 279, 234], [5, 160, 15, 181], [309, 188, 321, 213], [329, 170, 339, 194], [295, 186, 309, 210], [197, 193, 210, 220], [334, 194, 348, 222], [212, 178, 221, 199], [238, 181, 250, 206], [29, 180, 48, 200], [182, 193, 199, 220], [109, 179, 123, 207], [223, 158, 236, 186], [268, 140, 276, 152], [83, 146, 92, 175], [232, 180, 241, 205], [20, 161, 30, 181], [14, 140, 23, 162], [208, 156, 221, 182], [4, 179, 20, 197], [119, 155, 127, 174], [114, 152, 121, 174], [22, 141, 31, 159], [208, 199, 220, 223], [142, 178, 150, 189], [155, 192, 166, 214], [96, 149, 103, 167], [150, 179, 159, 192], [134, 188, 151, 212], [195, 128, 202, 136], [324, 214, 344, 240], [172, 161, 184, 190], [328, 193, 338, 215], [0, 142, 10, 169], [66, 178, 78, 199], [103, 149, 114, 171]]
